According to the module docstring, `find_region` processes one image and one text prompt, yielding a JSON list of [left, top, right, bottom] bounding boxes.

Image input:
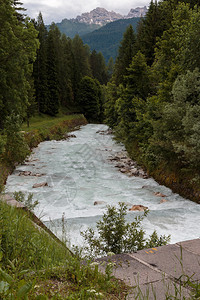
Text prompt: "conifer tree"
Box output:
[[33, 12, 49, 114], [0, 0, 39, 128], [77, 76, 102, 122], [90, 50, 108, 84], [107, 57, 114, 81], [59, 34, 74, 108], [46, 25, 60, 116], [136, 0, 170, 65], [72, 35, 91, 103], [113, 25, 136, 85]]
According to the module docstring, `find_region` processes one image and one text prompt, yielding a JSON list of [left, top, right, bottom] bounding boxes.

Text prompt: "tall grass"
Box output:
[[0, 200, 130, 299], [0, 201, 70, 272]]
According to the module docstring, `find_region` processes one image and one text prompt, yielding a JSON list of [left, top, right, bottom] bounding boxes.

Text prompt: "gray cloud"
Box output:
[[22, 0, 150, 24]]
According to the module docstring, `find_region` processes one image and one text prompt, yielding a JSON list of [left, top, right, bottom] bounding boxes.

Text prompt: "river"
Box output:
[[5, 124, 200, 248]]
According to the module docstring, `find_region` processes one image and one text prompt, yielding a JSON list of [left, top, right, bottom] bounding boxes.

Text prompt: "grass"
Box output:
[[21, 113, 83, 132], [0, 200, 130, 299]]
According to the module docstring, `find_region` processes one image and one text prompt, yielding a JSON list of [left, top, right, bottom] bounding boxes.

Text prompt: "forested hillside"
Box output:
[[105, 0, 200, 202], [47, 19, 101, 39], [82, 17, 140, 62]]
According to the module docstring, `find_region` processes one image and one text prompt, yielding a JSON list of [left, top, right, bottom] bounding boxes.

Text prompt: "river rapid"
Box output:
[[5, 124, 200, 248]]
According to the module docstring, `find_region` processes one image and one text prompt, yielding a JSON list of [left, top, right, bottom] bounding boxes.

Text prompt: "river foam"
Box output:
[[5, 124, 200, 248]]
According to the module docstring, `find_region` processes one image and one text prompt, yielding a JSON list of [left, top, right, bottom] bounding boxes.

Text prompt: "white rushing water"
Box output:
[[5, 124, 200, 248]]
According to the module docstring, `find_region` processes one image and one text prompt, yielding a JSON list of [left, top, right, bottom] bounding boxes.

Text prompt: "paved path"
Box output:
[[97, 239, 200, 299]]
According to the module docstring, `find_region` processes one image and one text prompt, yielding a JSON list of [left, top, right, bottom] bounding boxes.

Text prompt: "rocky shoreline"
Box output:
[[108, 151, 148, 179]]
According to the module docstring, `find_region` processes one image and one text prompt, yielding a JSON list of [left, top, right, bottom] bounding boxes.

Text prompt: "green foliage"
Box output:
[[82, 203, 170, 257], [105, 2, 200, 195], [113, 25, 137, 85], [0, 135, 5, 158], [0, 267, 34, 300], [107, 57, 114, 80], [77, 76, 103, 122], [13, 191, 39, 211], [33, 12, 49, 114], [104, 83, 119, 128], [90, 50, 108, 84], [0, 200, 128, 299], [136, 0, 172, 65], [152, 68, 200, 169], [0, 201, 70, 272], [3, 115, 30, 165], [33, 13, 109, 118], [0, 0, 39, 129], [114, 51, 152, 140]]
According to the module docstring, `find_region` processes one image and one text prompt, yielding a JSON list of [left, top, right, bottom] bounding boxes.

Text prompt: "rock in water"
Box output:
[[94, 201, 106, 205], [32, 182, 48, 188], [129, 205, 148, 211]]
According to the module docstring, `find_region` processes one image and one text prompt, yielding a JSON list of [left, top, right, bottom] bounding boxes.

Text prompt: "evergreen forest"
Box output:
[[1, 0, 200, 201]]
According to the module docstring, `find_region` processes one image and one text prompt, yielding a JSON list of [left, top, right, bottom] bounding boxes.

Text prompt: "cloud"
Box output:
[[22, 0, 150, 24]]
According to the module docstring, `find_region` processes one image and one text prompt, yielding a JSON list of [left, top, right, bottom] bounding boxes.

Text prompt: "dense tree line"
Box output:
[[0, 1, 110, 165], [105, 0, 200, 184], [33, 13, 109, 120], [0, 3, 110, 131]]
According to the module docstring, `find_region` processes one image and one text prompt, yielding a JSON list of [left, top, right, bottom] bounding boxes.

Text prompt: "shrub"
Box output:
[[3, 115, 30, 165], [82, 202, 170, 257]]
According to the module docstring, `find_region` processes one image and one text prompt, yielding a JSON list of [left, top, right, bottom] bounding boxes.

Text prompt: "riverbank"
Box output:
[[125, 141, 200, 204], [5, 123, 200, 246], [0, 114, 87, 190], [0, 196, 129, 299]]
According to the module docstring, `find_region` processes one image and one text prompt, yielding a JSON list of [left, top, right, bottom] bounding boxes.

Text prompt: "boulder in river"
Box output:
[[33, 182, 48, 188], [94, 201, 106, 205], [160, 198, 168, 204], [129, 205, 148, 212], [154, 192, 167, 197], [19, 171, 46, 177]]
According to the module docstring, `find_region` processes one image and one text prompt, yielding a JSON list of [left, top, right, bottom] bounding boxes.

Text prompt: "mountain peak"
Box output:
[[126, 6, 148, 18], [74, 7, 123, 26]]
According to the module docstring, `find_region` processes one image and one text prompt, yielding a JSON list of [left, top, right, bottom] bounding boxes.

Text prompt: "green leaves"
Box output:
[[113, 25, 136, 85], [77, 76, 103, 122], [82, 203, 170, 257], [0, 0, 39, 129]]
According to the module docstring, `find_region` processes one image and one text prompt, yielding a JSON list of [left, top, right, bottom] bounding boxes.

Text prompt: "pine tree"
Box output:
[[71, 35, 91, 103], [59, 34, 74, 108], [113, 25, 136, 85], [0, 0, 39, 128], [77, 76, 102, 122], [90, 50, 108, 84], [46, 25, 60, 116], [136, 0, 172, 65], [107, 57, 114, 81], [33, 12, 49, 114]]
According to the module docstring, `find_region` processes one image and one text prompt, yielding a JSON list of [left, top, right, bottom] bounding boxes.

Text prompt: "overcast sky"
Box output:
[[22, 0, 151, 24]]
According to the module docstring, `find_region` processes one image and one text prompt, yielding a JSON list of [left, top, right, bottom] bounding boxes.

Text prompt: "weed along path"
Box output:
[[5, 124, 200, 249]]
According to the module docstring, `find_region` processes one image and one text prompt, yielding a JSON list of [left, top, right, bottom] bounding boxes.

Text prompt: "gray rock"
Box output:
[[94, 201, 106, 205], [33, 182, 48, 188]]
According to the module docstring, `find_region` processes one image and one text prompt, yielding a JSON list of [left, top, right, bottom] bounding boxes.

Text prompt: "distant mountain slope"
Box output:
[[82, 17, 140, 62], [49, 19, 101, 38], [48, 7, 146, 39]]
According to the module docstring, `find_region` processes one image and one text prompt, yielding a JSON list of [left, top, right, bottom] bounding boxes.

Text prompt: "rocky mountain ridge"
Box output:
[[71, 6, 147, 26]]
